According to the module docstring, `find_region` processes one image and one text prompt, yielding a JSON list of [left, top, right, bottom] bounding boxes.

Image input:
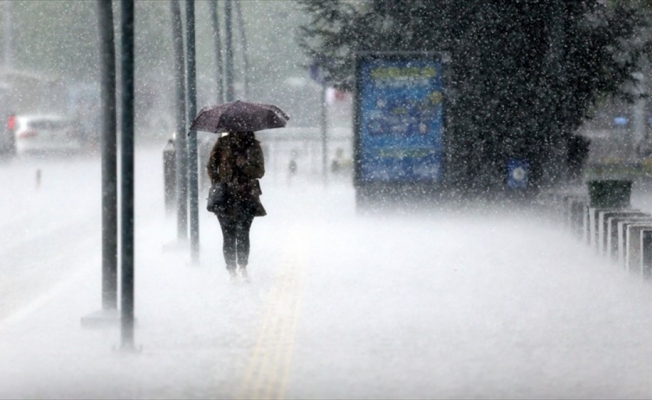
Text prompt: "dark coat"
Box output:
[[207, 132, 266, 217]]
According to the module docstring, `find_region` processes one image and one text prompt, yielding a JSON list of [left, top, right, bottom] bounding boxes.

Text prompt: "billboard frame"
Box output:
[[353, 51, 449, 204]]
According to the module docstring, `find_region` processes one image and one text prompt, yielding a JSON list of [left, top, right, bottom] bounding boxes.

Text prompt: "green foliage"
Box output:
[[298, 0, 650, 191]]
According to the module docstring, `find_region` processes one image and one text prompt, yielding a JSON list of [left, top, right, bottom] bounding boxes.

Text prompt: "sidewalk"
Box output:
[[2, 177, 652, 398]]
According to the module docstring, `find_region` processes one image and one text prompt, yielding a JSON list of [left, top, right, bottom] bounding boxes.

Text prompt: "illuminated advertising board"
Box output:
[[355, 53, 445, 185]]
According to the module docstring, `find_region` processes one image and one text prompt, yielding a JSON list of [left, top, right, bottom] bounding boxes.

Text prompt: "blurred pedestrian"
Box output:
[[207, 131, 266, 282], [287, 147, 298, 186]]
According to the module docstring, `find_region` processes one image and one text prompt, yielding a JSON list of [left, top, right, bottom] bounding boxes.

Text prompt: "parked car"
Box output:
[[14, 114, 80, 156]]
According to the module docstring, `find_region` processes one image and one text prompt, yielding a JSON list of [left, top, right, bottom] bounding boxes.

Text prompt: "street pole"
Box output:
[[225, 0, 234, 102], [3, 1, 13, 69], [98, 0, 118, 311], [81, 0, 120, 329], [234, 0, 249, 99], [209, 0, 224, 103], [321, 82, 328, 184], [171, 0, 188, 241], [120, 0, 136, 351], [186, 0, 199, 264]]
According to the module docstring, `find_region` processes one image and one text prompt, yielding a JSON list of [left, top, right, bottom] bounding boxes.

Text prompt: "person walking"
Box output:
[[207, 130, 266, 281]]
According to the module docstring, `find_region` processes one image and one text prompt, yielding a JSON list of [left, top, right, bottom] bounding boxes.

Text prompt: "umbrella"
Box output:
[[189, 100, 289, 134]]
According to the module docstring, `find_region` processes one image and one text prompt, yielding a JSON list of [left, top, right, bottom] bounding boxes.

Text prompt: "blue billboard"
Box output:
[[355, 54, 445, 184]]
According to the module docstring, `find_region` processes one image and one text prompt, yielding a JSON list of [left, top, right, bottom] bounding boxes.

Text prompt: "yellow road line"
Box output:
[[237, 229, 309, 399], [278, 275, 305, 398]]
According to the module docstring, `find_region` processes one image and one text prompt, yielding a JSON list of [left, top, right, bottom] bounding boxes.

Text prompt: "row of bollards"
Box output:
[[554, 180, 652, 279]]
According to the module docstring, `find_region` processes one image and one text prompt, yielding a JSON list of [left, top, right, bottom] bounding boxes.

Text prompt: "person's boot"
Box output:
[[227, 268, 237, 282], [237, 265, 249, 282]]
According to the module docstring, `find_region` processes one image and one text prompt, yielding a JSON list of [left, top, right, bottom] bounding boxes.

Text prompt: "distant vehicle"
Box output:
[[14, 114, 80, 156]]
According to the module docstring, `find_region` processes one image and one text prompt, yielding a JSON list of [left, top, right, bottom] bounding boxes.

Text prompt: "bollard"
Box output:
[[163, 139, 176, 214], [569, 198, 589, 239], [626, 223, 652, 273], [641, 230, 652, 278], [597, 209, 638, 256], [589, 207, 617, 250], [587, 180, 633, 250], [606, 212, 649, 260], [618, 218, 652, 266], [583, 202, 591, 245], [618, 217, 652, 267]]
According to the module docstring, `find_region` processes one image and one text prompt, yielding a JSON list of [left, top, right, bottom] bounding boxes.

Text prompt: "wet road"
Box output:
[[2, 147, 652, 398]]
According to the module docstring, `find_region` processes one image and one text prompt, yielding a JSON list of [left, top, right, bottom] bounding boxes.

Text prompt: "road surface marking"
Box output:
[[0, 264, 90, 332], [237, 227, 310, 399]]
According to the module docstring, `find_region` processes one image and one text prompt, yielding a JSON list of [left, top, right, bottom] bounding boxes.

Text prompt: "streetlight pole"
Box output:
[[119, 0, 136, 351], [234, 0, 249, 99], [98, 0, 118, 312], [81, 0, 119, 329], [3, 1, 13, 70], [209, 0, 224, 103], [224, 0, 234, 102], [171, 0, 188, 241], [321, 82, 328, 184], [186, 0, 199, 264]]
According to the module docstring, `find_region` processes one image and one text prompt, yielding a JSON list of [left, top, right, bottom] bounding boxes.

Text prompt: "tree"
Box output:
[[298, 0, 648, 192]]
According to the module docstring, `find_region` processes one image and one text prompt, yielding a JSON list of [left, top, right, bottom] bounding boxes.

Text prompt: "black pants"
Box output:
[[217, 212, 254, 270]]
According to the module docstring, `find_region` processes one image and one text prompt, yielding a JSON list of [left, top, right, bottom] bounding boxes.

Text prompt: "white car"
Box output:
[[14, 114, 80, 155]]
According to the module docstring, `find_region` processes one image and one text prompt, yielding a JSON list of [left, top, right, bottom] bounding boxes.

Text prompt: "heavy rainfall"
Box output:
[[3, 0, 652, 398]]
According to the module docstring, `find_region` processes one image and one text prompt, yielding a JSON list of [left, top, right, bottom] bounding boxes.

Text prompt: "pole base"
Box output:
[[113, 343, 143, 354], [162, 239, 190, 252], [80, 308, 120, 329]]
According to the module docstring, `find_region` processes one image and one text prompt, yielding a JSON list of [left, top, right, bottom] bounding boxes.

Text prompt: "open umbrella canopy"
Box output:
[[189, 100, 289, 134]]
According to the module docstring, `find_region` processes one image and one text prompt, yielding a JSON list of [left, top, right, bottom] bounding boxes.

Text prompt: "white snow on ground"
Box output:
[[2, 146, 652, 398]]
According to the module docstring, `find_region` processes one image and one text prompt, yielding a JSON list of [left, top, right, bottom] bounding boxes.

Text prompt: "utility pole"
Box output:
[[224, 0, 234, 102], [186, 0, 199, 264], [171, 0, 188, 241], [120, 0, 136, 351], [209, 0, 224, 103]]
